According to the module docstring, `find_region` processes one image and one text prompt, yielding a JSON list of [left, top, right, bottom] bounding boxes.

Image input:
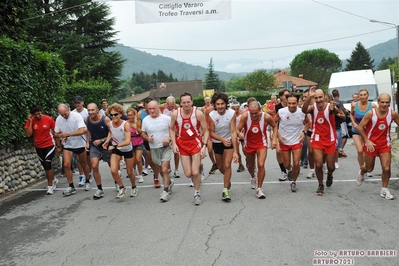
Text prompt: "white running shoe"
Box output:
[[130, 187, 138, 197], [138, 175, 144, 183], [63, 187, 76, 196], [78, 175, 85, 187], [46, 186, 54, 195], [189, 177, 194, 187], [380, 189, 394, 200], [250, 178, 257, 189], [335, 162, 339, 169], [174, 170, 180, 178], [194, 194, 201, 205], [160, 191, 169, 202], [52, 178, 59, 190], [142, 168, 148, 176], [356, 170, 364, 186], [307, 172, 315, 179], [116, 187, 126, 198], [256, 188, 266, 199], [85, 182, 91, 191], [279, 172, 288, 181], [93, 189, 104, 199], [366, 172, 372, 177]]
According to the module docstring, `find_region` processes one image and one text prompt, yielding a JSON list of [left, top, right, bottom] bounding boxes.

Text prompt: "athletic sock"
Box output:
[[279, 163, 286, 173]]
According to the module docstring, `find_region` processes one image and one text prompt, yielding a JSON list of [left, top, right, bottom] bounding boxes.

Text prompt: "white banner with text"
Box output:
[[135, 0, 231, 24]]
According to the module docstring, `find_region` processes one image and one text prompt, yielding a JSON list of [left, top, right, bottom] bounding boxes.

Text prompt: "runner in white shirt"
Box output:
[[54, 103, 91, 196], [275, 93, 310, 192], [142, 101, 174, 202], [72, 96, 92, 186], [209, 92, 238, 202]]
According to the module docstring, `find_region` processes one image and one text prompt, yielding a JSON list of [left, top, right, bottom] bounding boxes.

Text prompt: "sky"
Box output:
[[105, 0, 399, 73]]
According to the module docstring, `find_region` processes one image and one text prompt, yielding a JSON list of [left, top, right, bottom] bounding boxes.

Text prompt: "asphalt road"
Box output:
[[1, 139, 398, 266]]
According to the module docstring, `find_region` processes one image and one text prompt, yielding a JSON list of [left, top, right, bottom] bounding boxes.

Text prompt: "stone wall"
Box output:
[[0, 145, 61, 195]]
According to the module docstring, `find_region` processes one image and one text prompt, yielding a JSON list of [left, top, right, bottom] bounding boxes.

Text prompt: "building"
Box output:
[[274, 69, 317, 91], [119, 80, 204, 109]]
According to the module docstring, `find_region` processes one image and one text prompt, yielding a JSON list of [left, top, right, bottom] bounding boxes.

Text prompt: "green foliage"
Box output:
[[345, 42, 375, 71], [204, 58, 224, 92], [241, 69, 275, 92], [128, 70, 178, 95], [65, 78, 112, 107], [378, 57, 396, 70], [290, 48, 342, 88], [225, 76, 245, 92], [24, 1, 124, 92], [0, 37, 65, 148], [0, 0, 34, 41]]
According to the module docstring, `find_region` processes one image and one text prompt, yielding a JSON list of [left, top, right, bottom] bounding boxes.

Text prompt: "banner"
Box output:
[[135, 0, 231, 24]]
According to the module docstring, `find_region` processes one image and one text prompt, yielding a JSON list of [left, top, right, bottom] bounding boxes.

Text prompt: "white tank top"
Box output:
[[210, 109, 235, 143], [110, 120, 132, 152]]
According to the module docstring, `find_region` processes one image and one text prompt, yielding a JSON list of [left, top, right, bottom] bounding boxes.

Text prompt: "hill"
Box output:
[[109, 39, 397, 81], [107, 44, 244, 81]]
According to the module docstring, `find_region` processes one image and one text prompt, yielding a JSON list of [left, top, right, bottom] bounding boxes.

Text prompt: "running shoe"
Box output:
[[209, 164, 218, 174], [189, 177, 194, 187], [339, 150, 347, 157], [52, 178, 59, 190], [138, 175, 144, 183], [366, 172, 372, 177], [290, 182, 297, 192], [323, 164, 328, 174], [307, 172, 315, 179], [380, 189, 394, 200], [168, 179, 175, 194], [89, 173, 93, 183], [142, 168, 148, 176], [335, 162, 339, 169], [46, 186, 54, 195], [303, 164, 308, 169], [326, 174, 333, 187], [250, 178, 257, 189], [154, 178, 161, 188], [130, 187, 138, 197], [63, 187, 76, 196], [200, 168, 205, 181], [85, 182, 91, 191], [115, 183, 120, 192], [356, 170, 365, 186], [174, 170, 180, 178], [279, 172, 288, 181], [287, 171, 293, 181], [222, 190, 231, 201], [116, 187, 126, 198], [256, 188, 266, 199], [93, 189, 104, 199], [194, 194, 201, 205], [78, 176, 85, 187], [316, 184, 324, 196], [160, 191, 169, 202], [237, 164, 245, 172]]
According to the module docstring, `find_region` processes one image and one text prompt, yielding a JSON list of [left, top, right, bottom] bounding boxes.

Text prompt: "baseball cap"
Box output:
[[74, 96, 84, 103]]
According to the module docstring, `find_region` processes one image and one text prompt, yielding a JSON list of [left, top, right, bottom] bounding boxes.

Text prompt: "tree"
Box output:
[[24, 1, 125, 91], [241, 69, 275, 92], [204, 58, 223, 92], [377, 57, 396, 70], [345, 42, 374, 71], [290, 48, 342, 88], [0, 0, 34, 41], [225, 76, 245, 92]]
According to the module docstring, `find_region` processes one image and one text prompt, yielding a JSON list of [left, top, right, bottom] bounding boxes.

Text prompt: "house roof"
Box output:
[[274, 70, 317, 88], [154, 80, 203, 99], [119, 90, 153, 103]]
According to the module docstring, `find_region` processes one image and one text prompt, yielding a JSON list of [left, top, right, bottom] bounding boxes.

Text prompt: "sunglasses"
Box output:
[[109, 113, 119, 117]]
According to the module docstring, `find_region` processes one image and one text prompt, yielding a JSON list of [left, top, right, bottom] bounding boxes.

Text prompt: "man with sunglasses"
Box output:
[[24, 105, 58, 195], [54, 104, 91, 196]]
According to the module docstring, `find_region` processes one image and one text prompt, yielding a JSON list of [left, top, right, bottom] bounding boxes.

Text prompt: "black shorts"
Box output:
[[64, 147, 85, 155], [112, 148, 134, 159], [213, 142, 233, 155], [35, 146, 55, 169]]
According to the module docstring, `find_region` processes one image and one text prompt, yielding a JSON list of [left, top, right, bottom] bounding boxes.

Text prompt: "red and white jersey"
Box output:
[[175, 107, 201, 141], [244, 112, 268, 149], [278, 107, 306, 145], [365, 108, 393, 147], [311, 103, 336, 143]]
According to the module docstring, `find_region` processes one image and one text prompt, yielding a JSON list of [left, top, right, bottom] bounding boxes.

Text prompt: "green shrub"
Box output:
[[0, 37, 65, 148]]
